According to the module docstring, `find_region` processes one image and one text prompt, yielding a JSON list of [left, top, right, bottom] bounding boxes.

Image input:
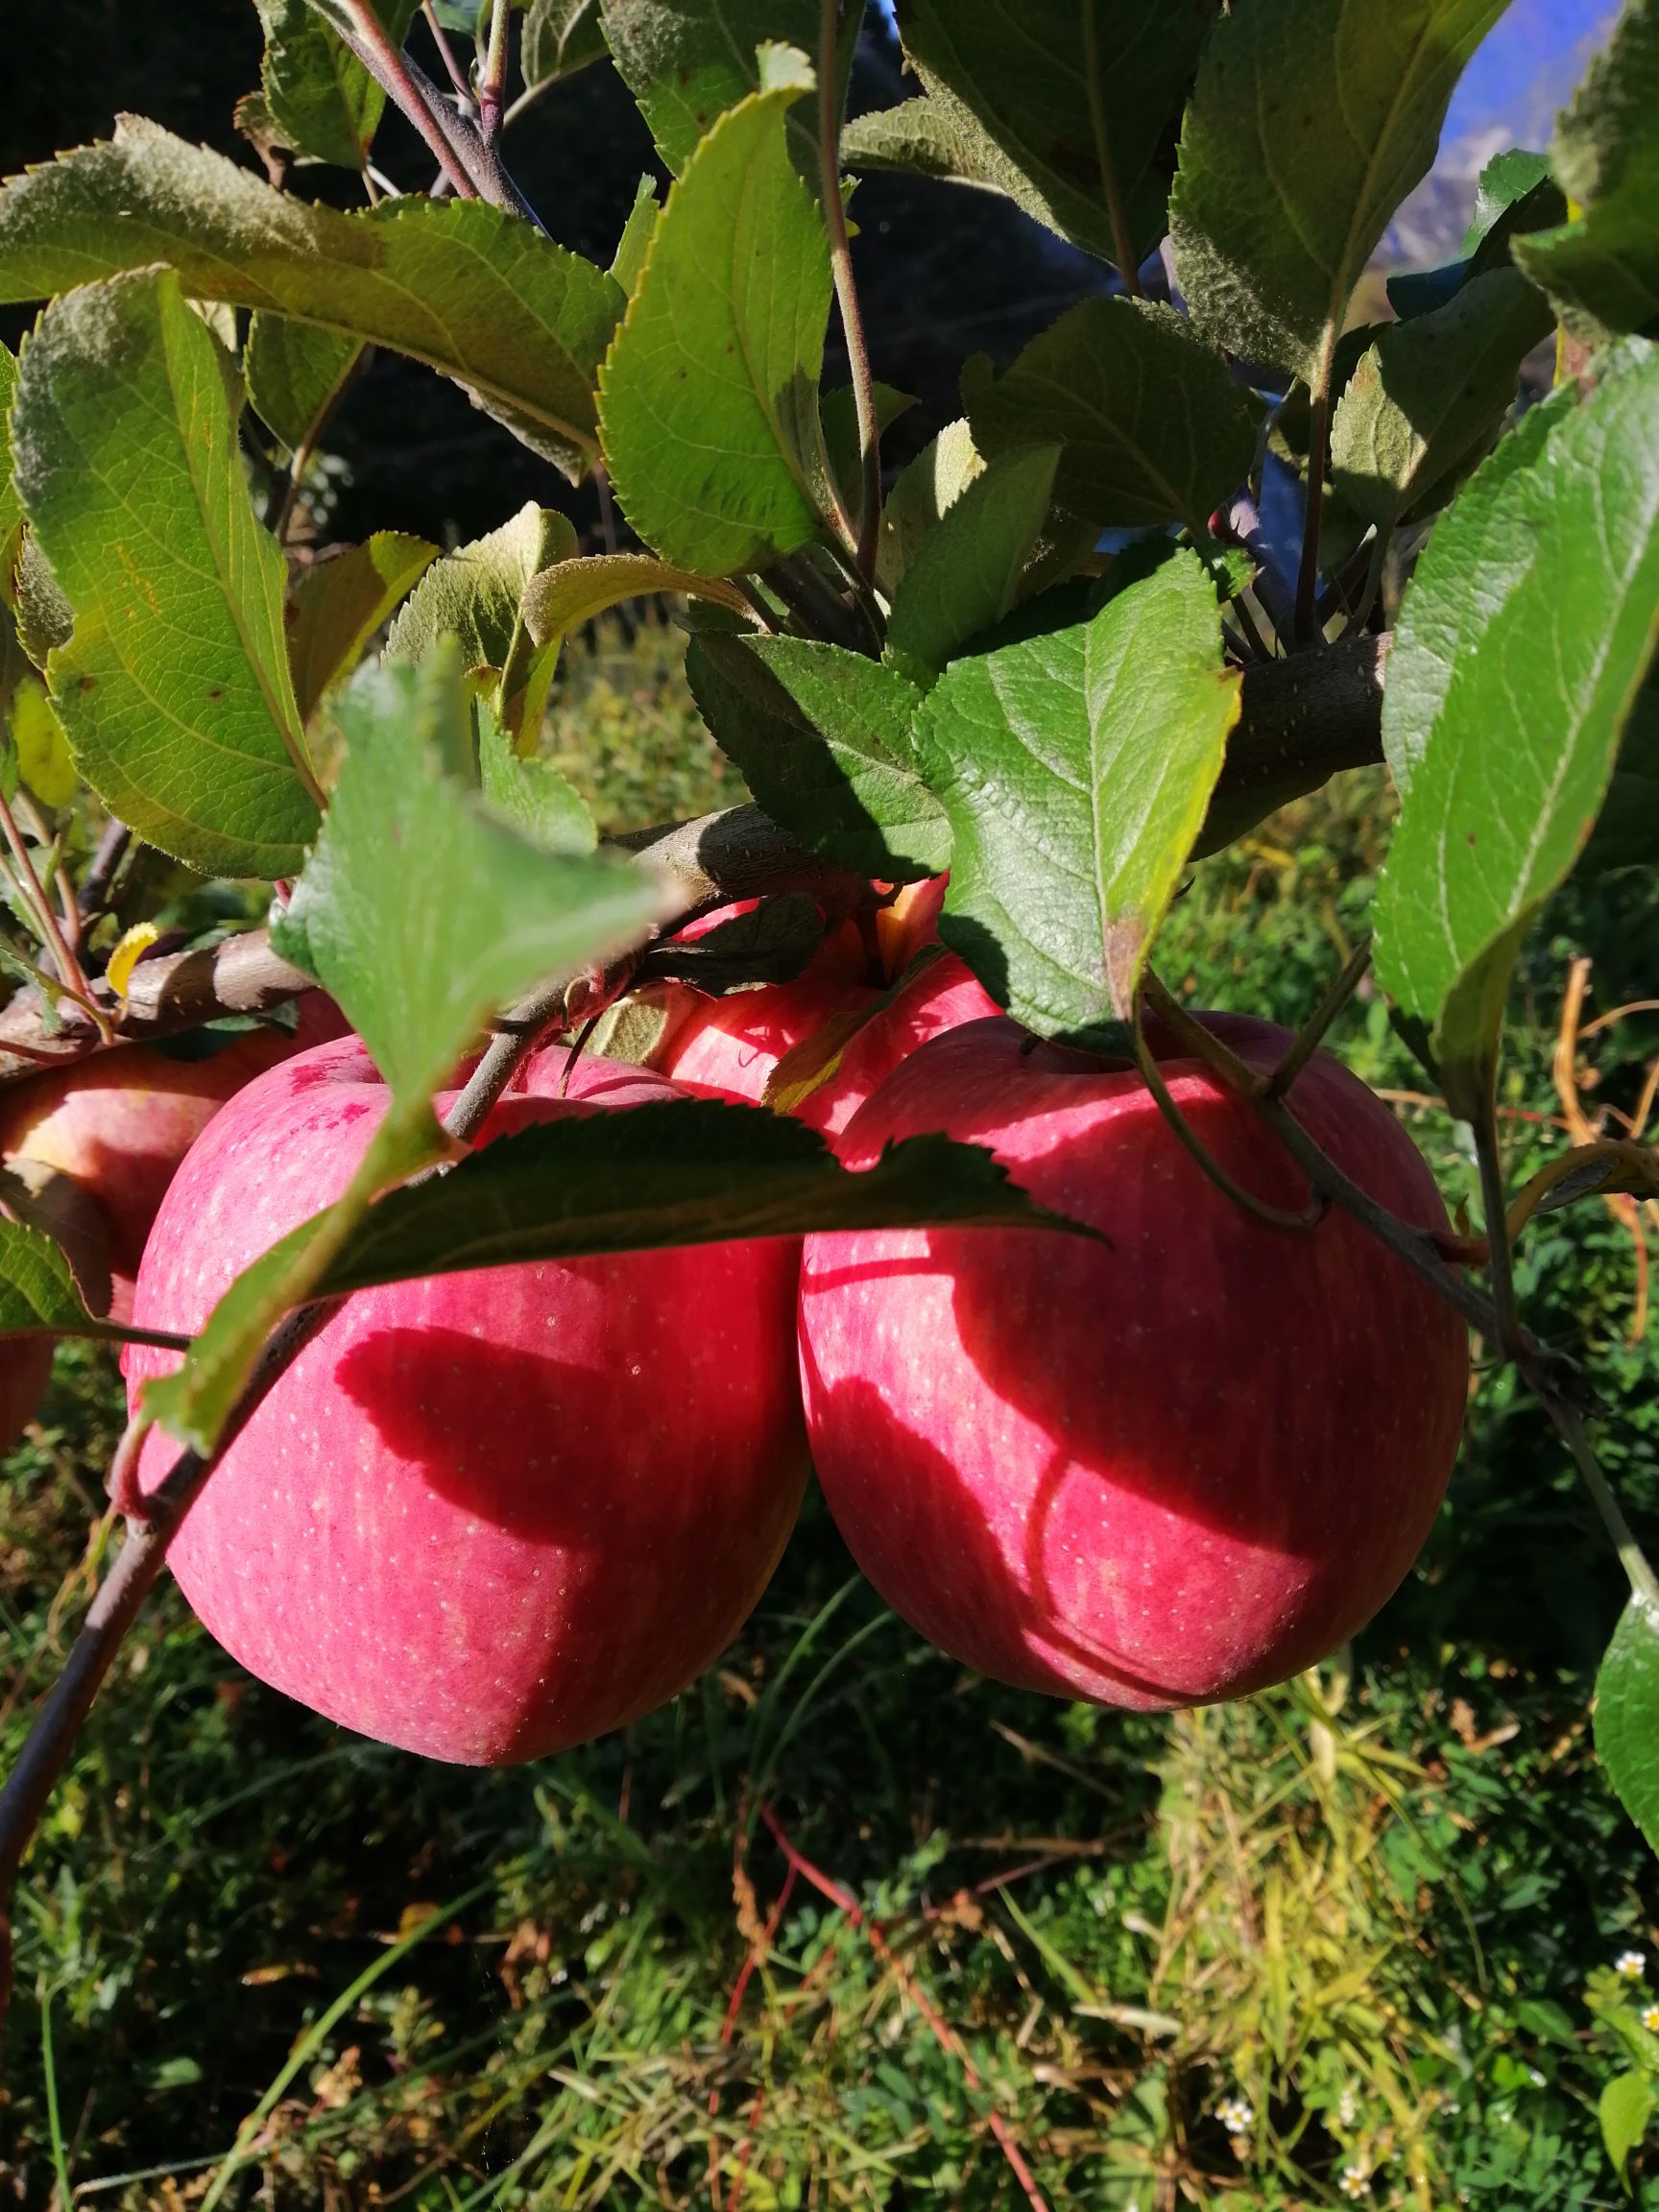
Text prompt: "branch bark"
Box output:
[[0, 639, 1392, 1092]]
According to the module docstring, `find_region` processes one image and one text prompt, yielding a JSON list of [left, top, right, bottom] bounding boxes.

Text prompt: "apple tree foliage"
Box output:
[[0, 0, 1656, 1878]]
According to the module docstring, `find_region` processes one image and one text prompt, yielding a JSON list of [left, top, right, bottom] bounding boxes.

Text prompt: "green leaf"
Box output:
[[12, 269, 321, 878], [272, 651, 663, 1113], [687, 632, 949, 879], [0, 117, 623, 477], [1514, 0, 1659, 343], [915, 547, 1240, 1039], [853, 0, 1214, 270], [9, 534, 72, 671], [598, 0, 828, 175], [1374, 341, 1659, 1118], [387, 503, 578, 740], [523, 0, 608, 87], [521, 554, 751, 654], [1380, 393, 1568, 798], [254, 0, 418, 170], [1599, 2066, 1655, 2180], [1331, 267, 1554, 531], [288, 532, 437, 726], [313, 1098, 1094, 1301], [609, 176, 660, 295], [1170, 0, 1511, 389], [245, 316, 366, 455], [885, 445, 1059, 683], [10, 676, 76, 809], [0, 343, 19, 552], [0, 1214, 100, 1337], [478, 704, 596, 853], [1597, 1592, 1659, 1860], [962, 299, 1257, 534], [598, 69, 833, 575], [1469, 148, 1555, 247], [878, 418, 986, 589]]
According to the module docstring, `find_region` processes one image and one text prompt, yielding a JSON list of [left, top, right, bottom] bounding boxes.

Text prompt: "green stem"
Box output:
[[477, 0, 512, 143], [1295, 374, 1331, 644], [818, 0, 882, 583], [1473, 1093, 1524, 1358], [1530, 1377, 1659, 1612]]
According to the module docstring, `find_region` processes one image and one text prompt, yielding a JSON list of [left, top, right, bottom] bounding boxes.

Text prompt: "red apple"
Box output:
[[658, 877, 998, 1135], [0, 998, 345, 1319], [798, 1015, 1468, 1710], [123, 1039, 807, 1765]]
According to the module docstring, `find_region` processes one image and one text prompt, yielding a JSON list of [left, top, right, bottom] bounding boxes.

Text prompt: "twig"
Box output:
[[1080, 0, 1141, 297], [323, 0, 479, 199], [0, 787, 104, 1031], [75, 822, 132, 953], [421, 0, 472, 100], [477, 0, 512, 145], [758, 1808, 1051, 2212], [817, 0, 882, 583], [1531, 1379, 1659, 1611], [1295, 377, 1331, 645]]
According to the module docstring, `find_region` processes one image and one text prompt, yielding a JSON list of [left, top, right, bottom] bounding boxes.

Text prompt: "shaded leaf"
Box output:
[[651, 893, 824, 990], [522, 553, 750, 653], [523, 0, 608, 87], [0, 117, 623, 476], [388, 502, 577, 740], [314, 1097, 1094, 1300], [1387, 150, 1563, 321], [885, 445, 1058, 683], [1331, 267, 1554, 531], [12, 269, 320, 877], [1374, 341, 1659, 1118], [821, 378, 913, 520], [245, 316, 366, 455], [0, 343, 18, 551], [854, 0, 1215, 269], [1582, 682, 1659, 876], [598, 68, 833, 574], [1515, 0, 1659, 342], [254, 0, 418, 170], [1170, 0, 1511, 389], [599, 0, 842, 175], [687, 632, 948, 879], [963, 298, 1256, 534], [916, 546, 1239, 1039], [288, 532, 437, 725], [11, 532, 73, 670]]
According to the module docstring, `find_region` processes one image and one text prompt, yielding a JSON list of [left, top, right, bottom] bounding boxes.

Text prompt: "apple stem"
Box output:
[[1130, 1000, 1326, 1232], [1264, 937, 1372, 1101], [1529, 1378, 1659, 1613]]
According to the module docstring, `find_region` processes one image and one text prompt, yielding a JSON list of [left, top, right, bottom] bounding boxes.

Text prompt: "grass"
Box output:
[[2, 637, 1658, 2207]]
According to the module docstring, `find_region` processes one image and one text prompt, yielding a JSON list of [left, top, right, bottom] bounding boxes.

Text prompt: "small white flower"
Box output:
[[1528, 2067, 1546, 2086], [1491, 2102, 1513, 2126], [1337, 2084, 1358, 2127], [1616, 1949, 1647, 1981], [1215, 2095, 1255, 2135], [1338, 2169, 1370, 2200], [1644, 2004, 1659, 2033]]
